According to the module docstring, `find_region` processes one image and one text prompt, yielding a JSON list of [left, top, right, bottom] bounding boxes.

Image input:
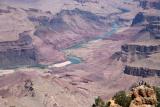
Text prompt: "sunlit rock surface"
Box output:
[[0, 0, 159, 107]]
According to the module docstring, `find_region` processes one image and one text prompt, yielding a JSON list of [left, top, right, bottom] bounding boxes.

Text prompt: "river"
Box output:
[[48, 0, 132, 68]]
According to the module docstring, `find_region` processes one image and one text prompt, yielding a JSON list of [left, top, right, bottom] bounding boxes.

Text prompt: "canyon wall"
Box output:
[[124, 65, 160, 77], [119, 42, 160, 77], [146, 17, 160, 39], [0, 32, 38, 69], [112, 43, 160, 63], [132, 12, 160, 39], [138, 0, 160, 10], [120, 43, 160, 77]]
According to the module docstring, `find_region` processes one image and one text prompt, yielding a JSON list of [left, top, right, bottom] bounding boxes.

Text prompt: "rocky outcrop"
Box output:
[[139, 0, 148, 9], [121, 44, 160, 54], [131, 12, 159, 26], [138, 0, 160, 10], [130, 84, 157, 107], [120, 42, 160, 77], [131, 12, 160, 39], [151, 1, 160, 10], [131, 12, 145, 26], [93, 83, 157, 107], [112, 42, 160, 63], [111, 40, 160, 77], [0, 32, 38, 68], [146, 17, 160, 39], [124, 65, 160, 77]]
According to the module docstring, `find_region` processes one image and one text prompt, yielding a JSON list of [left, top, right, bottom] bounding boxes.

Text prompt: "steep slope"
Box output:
[[0, 69, 93, 107], [0, 32, 38, 69], [110, 1, 160, 77]]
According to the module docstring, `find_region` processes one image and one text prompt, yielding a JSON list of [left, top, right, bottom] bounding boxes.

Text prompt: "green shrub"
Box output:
[[154, 86, 160, 107], [155, 87, 160, 102], [113, 91, 132, 107], [157, 102, 160, 107], [92, 97, 109, 107]]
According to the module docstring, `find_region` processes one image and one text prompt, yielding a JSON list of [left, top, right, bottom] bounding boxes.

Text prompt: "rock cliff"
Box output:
[[121, 43, 160, 54], [0, 32, 38, 69], [119, 41, 160, 77], [111, 39, 160, 77], [146, 17, 160, 39], [131, 12, 145, 26], [124, 65, 160, 77], [131, 12, 160, 39], [112, 40, 160, 63], [138, 0, 160, 10], [111, 12, 160, 77]]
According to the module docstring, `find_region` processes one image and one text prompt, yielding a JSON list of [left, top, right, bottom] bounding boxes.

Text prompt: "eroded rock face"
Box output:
[[113, 42, 160, 77], [131, 12, 145, 26], [124, 66, 160, 77], [146, 17, 160, 39], [138, 0, 160, 10], [112, 43, 160, 63], [29, 8, 115, 50], [119, 43, 160, 77], [111, 11, 160, 77], [123, 44, 157, 53], [131, 12, 160, 39], [121, 44, 160, 55], [0, 32, 38, 69]]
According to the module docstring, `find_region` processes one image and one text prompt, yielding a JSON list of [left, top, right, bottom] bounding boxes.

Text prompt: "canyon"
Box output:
[[0, 0, 159, 107]]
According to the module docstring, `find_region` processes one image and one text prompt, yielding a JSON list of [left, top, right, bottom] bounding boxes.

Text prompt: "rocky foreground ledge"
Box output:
[[92, 82, 159, 107]]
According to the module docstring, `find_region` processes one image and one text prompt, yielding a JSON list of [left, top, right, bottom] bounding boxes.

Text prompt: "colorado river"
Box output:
[[51, 6, 131, 68], [49, 22, 129, 69]]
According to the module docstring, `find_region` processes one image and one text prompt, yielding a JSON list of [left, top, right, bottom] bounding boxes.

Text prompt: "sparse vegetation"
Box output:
[[92, 92, 132, 107], [92, 97, 109, 107], [113, 91, 132, 107], [92, 82, 160, 107], [24, 79, 35, 97], [157, 103, 160, 107], [154, 86, 160, 107]]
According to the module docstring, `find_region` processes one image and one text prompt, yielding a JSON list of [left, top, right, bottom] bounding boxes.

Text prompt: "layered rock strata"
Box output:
[[112, 40, 160, 62], [138, 0, 160, 10], [147, 18, 160, 39], [132, 12, 160, 39], [124, 66, 160, 77], [0, 32, 37, 68], [111, 40, 160, 77]]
